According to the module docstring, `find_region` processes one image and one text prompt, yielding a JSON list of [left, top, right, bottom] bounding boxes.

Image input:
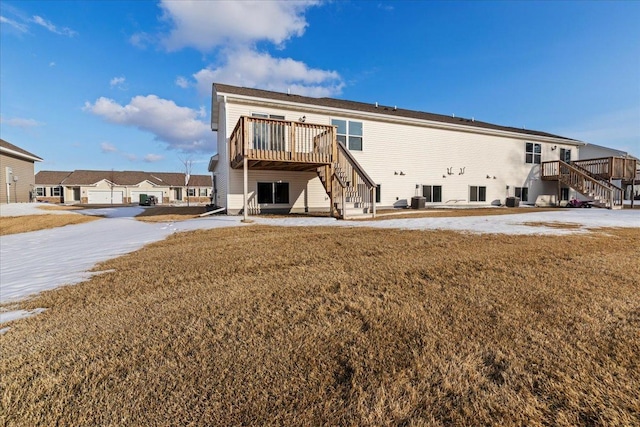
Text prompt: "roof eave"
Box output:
[[0, 146, 43, 162]]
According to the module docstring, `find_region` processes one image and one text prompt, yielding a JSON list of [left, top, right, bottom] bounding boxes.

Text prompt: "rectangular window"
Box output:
[[470, 186, 486, 202], [561, 188, 570, 201], [257, 182, 289, 204], [515, 187, 529, 202], [252, 113, 286, 151], [199, 188, 208, 197], [423, 185, 442, 203], [526, 143, 541, 164], [560, 148, 571, 163], [51, 186, 61, 197], [375, 184, 381, 204], [35, 187, 45, 197], [187, 188, 196, 197], [332, 119, 363, 151]]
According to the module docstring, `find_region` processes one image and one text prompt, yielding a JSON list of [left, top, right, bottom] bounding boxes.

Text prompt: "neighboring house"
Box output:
[[580, 143, 639, 201], [0, 139, 43, 204], [34, 170, 212, 205], [209, 83, 636, 217]]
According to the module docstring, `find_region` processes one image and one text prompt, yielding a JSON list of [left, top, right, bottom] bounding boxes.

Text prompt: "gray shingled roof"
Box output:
[[0, 138, 43, 161], [36, 170, 211, 187], [35, 171, 73, 185], [214, 83, 577, 142]]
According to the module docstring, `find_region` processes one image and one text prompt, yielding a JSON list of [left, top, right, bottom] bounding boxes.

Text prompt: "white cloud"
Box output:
[[31, 15, 77, 37], [100, 142, 118, 153], [144, 154, 164, 163], [129, 32, 154, 49], [83, 95, 212, 152], [193, 49, 344, 97], [110, 76, 126, 88], [157, 0, 318, 52], [175, 76, 190, 89], [0, 116, 44, 129], [0, 15, 29, 33]]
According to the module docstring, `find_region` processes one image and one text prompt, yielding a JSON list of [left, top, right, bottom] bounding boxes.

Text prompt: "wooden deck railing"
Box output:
[[542, 160, 623, 207], [230, 116, 334, 168], [571, 157, 637, 180], [332, 142, 377, 218]]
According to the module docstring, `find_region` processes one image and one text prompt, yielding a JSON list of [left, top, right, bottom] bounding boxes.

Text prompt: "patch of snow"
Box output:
[[0, 308, 46, 326]]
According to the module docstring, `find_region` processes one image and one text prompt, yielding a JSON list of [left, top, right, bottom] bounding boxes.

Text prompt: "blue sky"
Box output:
[[1, 0, 638, 175]]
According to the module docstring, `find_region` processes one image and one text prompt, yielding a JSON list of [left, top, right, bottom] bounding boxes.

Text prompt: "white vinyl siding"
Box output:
[[220, 98, 572, 211]]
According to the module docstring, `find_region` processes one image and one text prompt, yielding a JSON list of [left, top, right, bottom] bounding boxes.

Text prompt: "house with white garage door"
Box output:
[[35, 170, 212, 205]]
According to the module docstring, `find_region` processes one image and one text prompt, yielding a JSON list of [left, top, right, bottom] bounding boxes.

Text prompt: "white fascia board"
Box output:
[[218, 91, 585, 146], [0, 146, 43, 162]]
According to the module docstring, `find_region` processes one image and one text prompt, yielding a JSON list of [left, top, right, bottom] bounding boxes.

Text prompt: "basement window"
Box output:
[[257, 182, 289, 204], [423, 185, 442, 203], [525, 143, 541, 164], [469, 186, 486, 202], [515, 187, 528, 202]]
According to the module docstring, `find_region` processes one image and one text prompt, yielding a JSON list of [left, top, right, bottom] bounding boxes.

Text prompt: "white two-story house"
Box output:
[[209, 83, 635, 217]]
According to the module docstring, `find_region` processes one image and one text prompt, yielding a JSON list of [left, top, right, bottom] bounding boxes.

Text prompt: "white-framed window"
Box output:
[[199, 188, 208, 197], [525, 143, 541, 164], [187, 188, 196, 197], [515, 187, 528, 202], [252, 113, 286, 151], [51, 186, 61, 197], [469, 186, 486, 202], [423, 185, 442, 203], [560, 148, 571, 163], [35, 187, 45, 197], [257, 182, 289, 204], [331, 119, 363, 151], [375, 184, 381, 204]]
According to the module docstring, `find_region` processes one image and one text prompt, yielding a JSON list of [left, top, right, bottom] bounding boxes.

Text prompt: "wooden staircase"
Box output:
[[317, 142, 377, 219], [541, 160, 624, 209]]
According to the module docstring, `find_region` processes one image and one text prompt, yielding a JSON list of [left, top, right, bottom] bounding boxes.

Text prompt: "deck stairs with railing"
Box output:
[[316, 141, 376, 218], [229, 116, 376, 218], [541, 157, 636, 209]]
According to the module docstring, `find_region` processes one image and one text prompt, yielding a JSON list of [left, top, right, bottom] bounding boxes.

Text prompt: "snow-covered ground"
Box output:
[[1, 203, 638, 327]]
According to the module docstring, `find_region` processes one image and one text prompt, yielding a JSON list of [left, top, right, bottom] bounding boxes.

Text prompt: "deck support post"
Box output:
[[371, 187, 376, 218], [243, 156, 248, 221]]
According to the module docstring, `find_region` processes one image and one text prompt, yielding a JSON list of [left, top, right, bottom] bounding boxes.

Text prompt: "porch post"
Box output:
[[243, 156, 248, 221]]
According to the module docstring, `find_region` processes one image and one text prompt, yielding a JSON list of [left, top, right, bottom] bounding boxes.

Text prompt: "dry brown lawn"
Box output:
[[1, 226, 639, 426], [135, 206, 208, 222], [366, 207, 562, 220], [36, 205, 83, 211], [0, 214, 100, 236]]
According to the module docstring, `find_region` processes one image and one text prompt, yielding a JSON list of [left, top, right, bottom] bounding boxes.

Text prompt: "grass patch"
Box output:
[[36, 205, 83, 211], [365, 207, 562, 220], [522, 221, 583, 230], [0, 214, 100, 236], [135, 206, 207, 222], [1, 226, 639, 425]]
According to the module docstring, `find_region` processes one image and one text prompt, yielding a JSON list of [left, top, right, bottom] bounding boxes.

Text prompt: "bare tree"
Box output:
[[180, 157, 193, 207]]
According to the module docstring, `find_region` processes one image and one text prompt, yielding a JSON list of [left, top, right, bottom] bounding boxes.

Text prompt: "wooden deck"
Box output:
[[542, 156, 637, 181], [230, 116, 335, 171]]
